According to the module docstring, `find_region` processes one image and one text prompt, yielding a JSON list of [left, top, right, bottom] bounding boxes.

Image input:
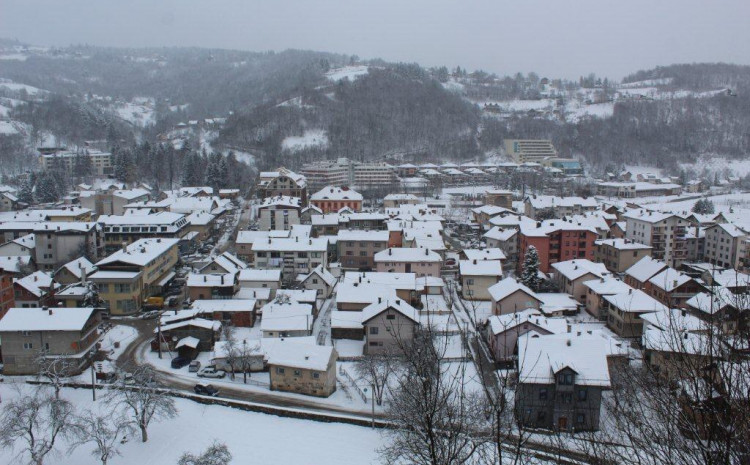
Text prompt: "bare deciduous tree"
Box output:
[[0, 388, 76, 465], [70, 410, 133, 465], [380, 326, 485, 465], [177, 441, 232, 465], [106, 364, 178, 443], [355, 353, 394, 406], [35, 353, 77, 400]]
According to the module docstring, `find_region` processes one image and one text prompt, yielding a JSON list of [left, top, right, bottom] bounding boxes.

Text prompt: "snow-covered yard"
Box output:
[[325, 66, 369, 82], [0, 384, 382, 465], [281, 129, 328, 152]]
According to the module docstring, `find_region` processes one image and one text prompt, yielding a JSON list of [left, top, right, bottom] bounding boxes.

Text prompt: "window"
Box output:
[[276, 367, 285, 374], [294, 370, 301, 376], [563, 393, 573, 403], [537, 411, 546, 423], [23, 342, 33, 350], [466, 278, 474, 285], [359, 251, 367, 256], [576, 413, 585, 425], [558, 373, 573, 385], [539, 388, 548, 400], [21, 330, 31, 336], [313, 372, 320, 379], [386, 314, 395, 320], [578, 390, 587, 402], [369, 326, 379, 335], [312, 278, 318, 284]]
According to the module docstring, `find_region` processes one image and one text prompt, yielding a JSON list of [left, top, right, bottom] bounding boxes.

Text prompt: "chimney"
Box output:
[[268, 238, 271, 244], [389, 248, 392, 256], [122, 242, 127, 252], [567, 324, 571, 333], [80, 262, 87, 283], [473, 259, 477, 265], [296, 236, 298, 242], [34, 275, 38, 282], [629, 288, 633, 294], [566, 339, 571, 346], [203, 275, 207, 282], [378, 297, 382, 304], [308, 239, 312, 245], [576, 331, 581, 336], [673, 280, 678, 289], [683, 333, 688, 340], [425, 248, 428, 256], [221, 275, 224, 285]]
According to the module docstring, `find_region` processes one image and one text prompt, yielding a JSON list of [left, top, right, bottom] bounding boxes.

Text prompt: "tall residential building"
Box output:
[[300, 158, 397, 191], [623, 210, 688, 268], [503, 139, 557, 163], [38, 149, 113, 176]]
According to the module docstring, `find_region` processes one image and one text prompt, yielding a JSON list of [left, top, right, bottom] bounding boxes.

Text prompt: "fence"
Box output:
[[338, 365, 367, 403]]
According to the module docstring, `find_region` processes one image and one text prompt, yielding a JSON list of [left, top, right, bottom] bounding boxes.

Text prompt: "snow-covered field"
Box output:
[[0, 79, 46, 96], [325, 66, 369, 82], [113, 100, 155, 127], [680, 155, 750, 179], [0, 384, 382, 465], [565, 101, 614, 123], [281, 129, 329, 152]]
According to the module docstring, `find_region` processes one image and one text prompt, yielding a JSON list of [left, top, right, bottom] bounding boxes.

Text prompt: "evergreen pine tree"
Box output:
[[36, 172, 59, 203], [18, 177, 34, 204], [520, 245, 541, 292]]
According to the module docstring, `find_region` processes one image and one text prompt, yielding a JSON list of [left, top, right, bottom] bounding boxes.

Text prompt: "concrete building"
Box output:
[[97, 212, 188, 252], [516, 334, 610, 432], [0, 307, 101, 375], [374, 247, 442, 278], [518, 220, 599, 274], [39, 149, 113, 176], [488, 278, 543, 315], [523, 195, 598, 220], [459, 259, 504, 301], [250, 237, 328, 279], [257, 168, 307, 204], [383, 193, 420, 209], [268, 342, 337, 397], [257, 196, 302, 231], [33, 222, 103, 271], [624, 210, 688, 268], [79, 188, 150, 216], [310, 186, 363, 214], [337, 230, 389, 271], [504, 139, 557, 163], [362, 299, 420, 355], [704, 222, 748, 270], [486, 309, 566, 362], [594, 238, 653, 274], [551, 259, 610, 304], [301, 157, 397, 191], [603, 289, 668, 338]]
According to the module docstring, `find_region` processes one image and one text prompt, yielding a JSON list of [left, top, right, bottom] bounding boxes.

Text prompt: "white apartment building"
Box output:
[[704, 222, 748, 269], [624, 210, 688, 268], [250, 237, 328, 280], [39, 150, 113, 176], [300, 157, 397, 190], [257, 196, 302, 231]]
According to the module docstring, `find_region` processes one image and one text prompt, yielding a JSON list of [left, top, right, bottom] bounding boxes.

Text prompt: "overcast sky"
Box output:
[[1, 0, 748, 80]]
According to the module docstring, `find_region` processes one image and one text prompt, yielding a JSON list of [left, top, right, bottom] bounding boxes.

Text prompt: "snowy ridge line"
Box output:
[[25, 379, 391, 428]]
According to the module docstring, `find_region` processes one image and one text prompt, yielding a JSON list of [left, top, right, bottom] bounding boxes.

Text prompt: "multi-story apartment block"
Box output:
[[594, 238, 653, 274], [250, 236, 328, 279], [300, 157, 397, 191], [523, 195, 599, 220], [503, 139, 557, 163], [337, 230, 389, 271], [257, 168, 308, 204], [91, 238, 179, 314], [0, 307, 101, 375], [518, 220, 599, 273], [79, 188, 150, 216], [97, 212, 188, 252], [39, 149, 113, 176], [623, 210, 688, 268], [257, 196, 302, 231], [33, 222, 103, 271], [704, 222, 748, 269]]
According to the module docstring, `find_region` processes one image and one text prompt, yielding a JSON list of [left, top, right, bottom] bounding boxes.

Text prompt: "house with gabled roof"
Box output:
[[361, 298, 420, 355], [459, 259, 504, 301], [624, 256, 668, 290], [603, 288, 669, 338], [300, 264, 337, 299], [488, 277, 542, 315], [551, 259, 610, 303], [486, 309, 567, 362], [54, 257, 96, 285], [268, 341, 337, 397], [646, 267, 704, 309], [515, 333, 611, 432], [199, 251, 247, 275]]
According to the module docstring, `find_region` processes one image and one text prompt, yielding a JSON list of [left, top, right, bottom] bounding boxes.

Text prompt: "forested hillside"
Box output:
[[1, 39, 750, 181]]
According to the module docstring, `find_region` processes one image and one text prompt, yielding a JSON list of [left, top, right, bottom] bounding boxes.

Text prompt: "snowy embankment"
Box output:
[[281, 129, 329, 152], [325, 66, 369, 82], [0, 385, 382, 465]]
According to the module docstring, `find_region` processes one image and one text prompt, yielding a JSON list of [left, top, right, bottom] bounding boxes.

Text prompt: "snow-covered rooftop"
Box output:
[[603, 289, 668, 313], [551, 259, 609, 281], [518, 333, 611, 387], [625, 256, 668, 283], [97, 238, 179, 267], [459, 259, 503, 277], [374, 247, 442, 263], [311, 186, 363, 201], [361, 298, 420, 324], [488, 277, 539, 303], [238, 269, 281, 282], [464, 248, 506, 262], [267, 341, 334, 371], [0, 307, 96, 332]]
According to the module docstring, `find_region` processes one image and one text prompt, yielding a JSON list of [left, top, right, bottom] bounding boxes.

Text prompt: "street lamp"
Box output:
[[88, 349, 97, 401]]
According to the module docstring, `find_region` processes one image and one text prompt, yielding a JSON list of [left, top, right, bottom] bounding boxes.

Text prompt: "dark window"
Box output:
[[536, 411, 546, 423], [578, 390, 587, 402], [576, 413, 585, 424], [386, 314, 396, 320], [369, 326, 379, 335], [539, 388, 548, 400], [563, 393, 573, 403], [558, 373, 574, 385]]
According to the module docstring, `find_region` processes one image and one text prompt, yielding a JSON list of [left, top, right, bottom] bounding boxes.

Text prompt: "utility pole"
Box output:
[[371, 383, 375, 429], [90, 352, 96, 401], [157, 319, 162, 359]]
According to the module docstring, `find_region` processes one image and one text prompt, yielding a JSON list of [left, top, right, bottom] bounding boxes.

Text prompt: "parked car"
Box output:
[[140, 310, 161, 320], [189, 360, 201, 372], [171, 357, 191, 369], [194, 383, 219, 397], [197, 366, 226, 378]]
